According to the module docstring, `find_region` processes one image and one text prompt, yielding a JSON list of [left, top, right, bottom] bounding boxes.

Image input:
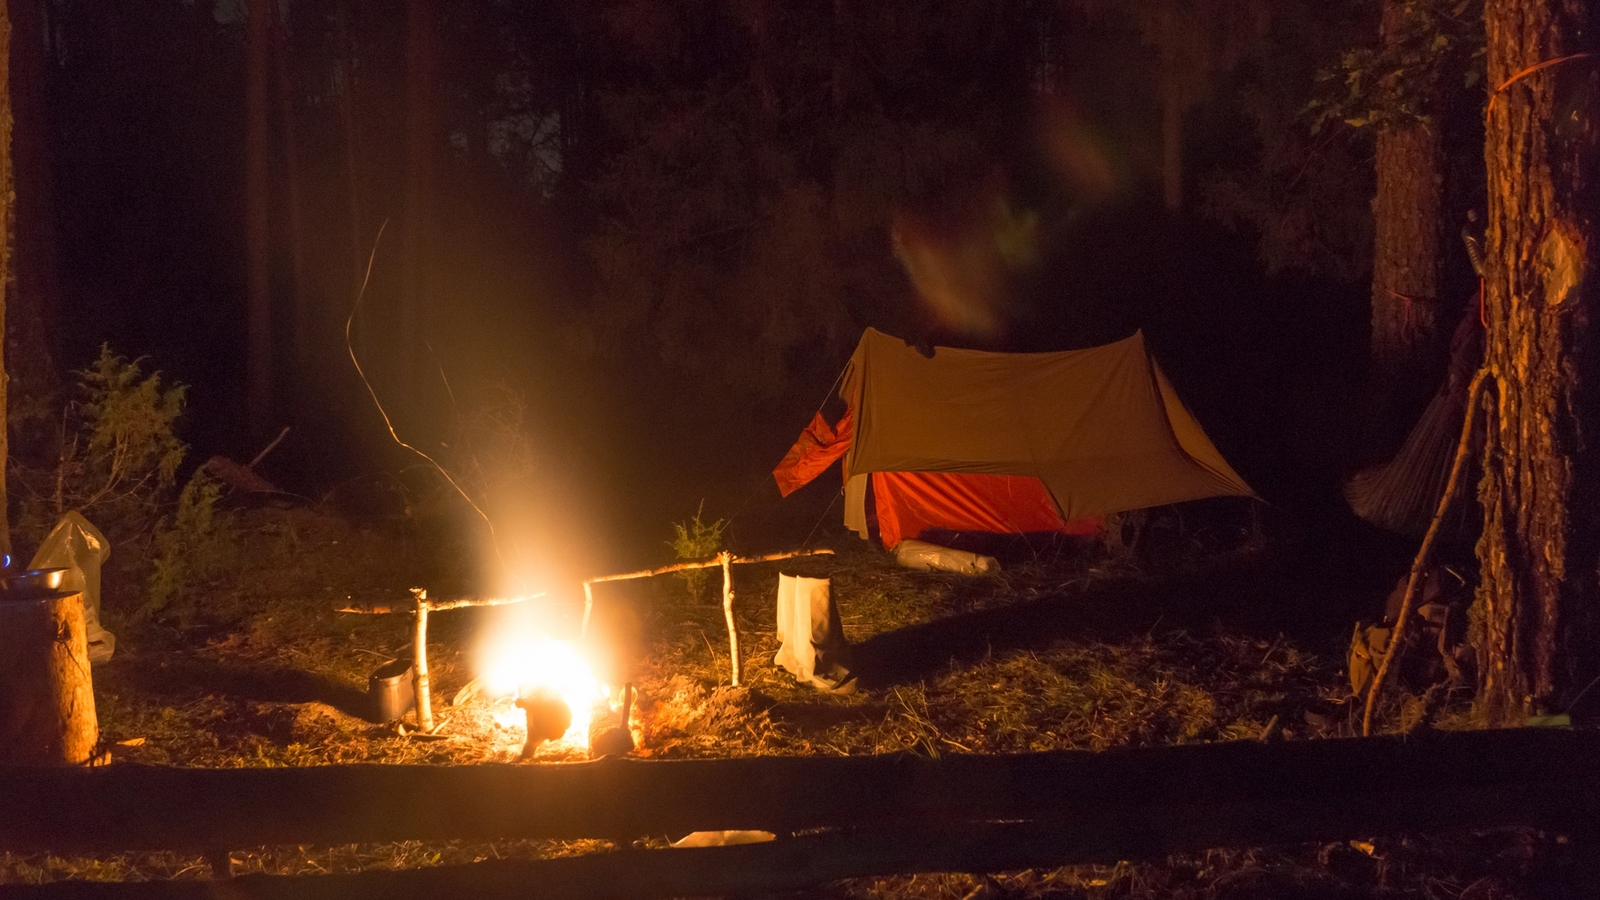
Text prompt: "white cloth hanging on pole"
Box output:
[[774, 574, 854, 693]]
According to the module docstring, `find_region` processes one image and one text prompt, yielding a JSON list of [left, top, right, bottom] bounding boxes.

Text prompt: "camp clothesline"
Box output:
[[581, 548, 835, 687]]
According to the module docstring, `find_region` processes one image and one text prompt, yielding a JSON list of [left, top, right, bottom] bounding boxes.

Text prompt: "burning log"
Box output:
[[515, 687, 572, 759], [588, 685, 635, 759], [582, 548, 834, 687]]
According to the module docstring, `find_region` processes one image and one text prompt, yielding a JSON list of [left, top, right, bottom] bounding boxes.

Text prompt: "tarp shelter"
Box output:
[[774, 328, 1256, 548]]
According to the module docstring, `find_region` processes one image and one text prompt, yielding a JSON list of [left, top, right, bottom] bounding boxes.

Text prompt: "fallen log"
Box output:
[[0, 728, 1596, 856], [8, 759, 1600, 900], [0, 813, 1465, 900]]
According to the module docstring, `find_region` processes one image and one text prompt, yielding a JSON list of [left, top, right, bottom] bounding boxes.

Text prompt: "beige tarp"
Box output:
[[839, 328, 1254, 529]]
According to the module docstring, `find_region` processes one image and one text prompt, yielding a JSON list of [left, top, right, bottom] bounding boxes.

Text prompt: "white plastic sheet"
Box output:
[[893, 539, 999, 576], [29, 511, 114, 664]]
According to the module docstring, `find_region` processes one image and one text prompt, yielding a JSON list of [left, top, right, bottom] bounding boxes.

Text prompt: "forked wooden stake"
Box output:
[[720, 551, 741, 686], [411, 589, 433, 734]]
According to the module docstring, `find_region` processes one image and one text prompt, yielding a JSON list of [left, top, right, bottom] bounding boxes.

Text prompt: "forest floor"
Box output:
[[0, 500, 1585, 898]]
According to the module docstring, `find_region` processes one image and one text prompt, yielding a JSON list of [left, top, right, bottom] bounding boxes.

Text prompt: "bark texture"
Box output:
[[401, 0, 434, 400], [1366, 0, 1445, 456], [0, 0, 12, 559], [0, 593, 98, 765], [1, 730, 1596, 854], [1477, 0, 1599, 723], [8, 0, 59, 425]]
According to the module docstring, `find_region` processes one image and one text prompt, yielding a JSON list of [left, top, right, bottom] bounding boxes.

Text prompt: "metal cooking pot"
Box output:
[[0, 568, 70, 599]]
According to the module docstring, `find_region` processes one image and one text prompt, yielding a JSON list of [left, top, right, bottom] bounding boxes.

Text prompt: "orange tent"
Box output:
[[774, 328, 1255, 548]]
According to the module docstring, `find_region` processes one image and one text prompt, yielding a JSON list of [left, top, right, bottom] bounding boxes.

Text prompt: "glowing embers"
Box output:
[[479, 634, 606, 752]]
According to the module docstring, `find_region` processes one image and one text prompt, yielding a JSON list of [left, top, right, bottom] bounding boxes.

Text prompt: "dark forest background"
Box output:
[[7, 0, 1488, 583]]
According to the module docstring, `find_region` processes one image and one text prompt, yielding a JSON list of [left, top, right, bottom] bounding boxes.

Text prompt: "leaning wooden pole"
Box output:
[[1362, 368, 1491, 735]]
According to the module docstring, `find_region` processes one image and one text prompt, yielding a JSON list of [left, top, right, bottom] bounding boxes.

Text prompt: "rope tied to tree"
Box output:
[[1484, 52, 1594, 121]]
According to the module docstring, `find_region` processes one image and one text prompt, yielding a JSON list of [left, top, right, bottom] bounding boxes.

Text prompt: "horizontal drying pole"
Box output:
[[337, 591, 544, 734], [582, 548, 835, 686]]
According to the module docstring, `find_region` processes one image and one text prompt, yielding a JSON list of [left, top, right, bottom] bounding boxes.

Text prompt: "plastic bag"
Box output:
[[670, 830, 776, 848], [893, 539, 999, 576], [29, 511, 114, 664]]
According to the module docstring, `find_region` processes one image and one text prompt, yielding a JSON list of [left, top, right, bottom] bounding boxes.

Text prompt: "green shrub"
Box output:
[[143, 470, 237, 624], [669, 501, 725, 602], [13, 346, 187, 548]]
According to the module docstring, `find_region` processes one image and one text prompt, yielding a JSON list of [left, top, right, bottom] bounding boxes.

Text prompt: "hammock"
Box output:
[[1344, 311, 1483, 536]]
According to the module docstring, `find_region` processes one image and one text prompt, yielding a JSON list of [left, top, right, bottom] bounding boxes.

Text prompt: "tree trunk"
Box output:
[[1159, 73, 1183, 213], [246, 0, 273, 441], [0, 592, 98, 765], [8, 0, 59, 424], [401, 0, 434, 402], [1365, 0, 1445, 458], [271, 3, 311, 393], [831, 0, 847, 112], [1476, 0, 1599, 724], [0, 0, 13, 561], [335, 0, 365, 298]]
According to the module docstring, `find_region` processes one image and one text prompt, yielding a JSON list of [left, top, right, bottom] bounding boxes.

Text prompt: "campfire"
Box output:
[[478, 633, 609, 753]]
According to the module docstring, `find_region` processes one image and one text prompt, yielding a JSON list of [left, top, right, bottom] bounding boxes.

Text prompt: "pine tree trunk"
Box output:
[[336, 0, 365, 299], [1366, 0, 1444, 458], [1476, 0, 1599, 724], [9, 0, 59, 419], [1160, 74, 1183, 213], [401, 0, 434, 401], [246, 0, 273, 441], [0, 0, 13, 561]]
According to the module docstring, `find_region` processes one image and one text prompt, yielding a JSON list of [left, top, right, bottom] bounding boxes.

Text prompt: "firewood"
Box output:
[[0, 591, 99, 765]]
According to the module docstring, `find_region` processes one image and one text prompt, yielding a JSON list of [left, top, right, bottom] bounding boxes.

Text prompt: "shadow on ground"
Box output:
[[110, 657, 376, 721], [848, 554, 1355, 690]]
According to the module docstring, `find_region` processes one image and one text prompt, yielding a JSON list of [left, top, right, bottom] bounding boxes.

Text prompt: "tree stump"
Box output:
[[0, 591, 98, 765]]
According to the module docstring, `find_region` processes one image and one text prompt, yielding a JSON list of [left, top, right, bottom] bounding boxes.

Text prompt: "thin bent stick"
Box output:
[[1363, 367, 1492, 736], [344, 221, 522, 590]]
